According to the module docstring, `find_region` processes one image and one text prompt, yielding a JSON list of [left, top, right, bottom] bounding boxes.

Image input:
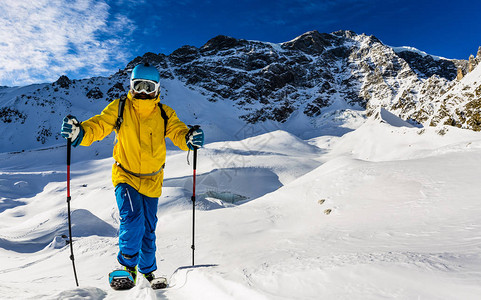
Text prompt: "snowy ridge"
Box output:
[[391, 46, 448, 61]]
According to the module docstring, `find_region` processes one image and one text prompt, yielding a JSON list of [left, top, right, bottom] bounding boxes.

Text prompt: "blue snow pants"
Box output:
[[115, 183, 158, 274]]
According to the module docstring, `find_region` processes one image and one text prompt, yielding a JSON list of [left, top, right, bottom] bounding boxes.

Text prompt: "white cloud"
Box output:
[[0, 0, 134, 86]]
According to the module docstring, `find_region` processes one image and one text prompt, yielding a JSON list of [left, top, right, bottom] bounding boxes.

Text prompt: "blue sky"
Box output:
[[0, 0, 479, 87]]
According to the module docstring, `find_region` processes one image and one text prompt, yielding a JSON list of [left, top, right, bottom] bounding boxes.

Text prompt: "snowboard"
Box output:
[[109, 269, 135, 290]]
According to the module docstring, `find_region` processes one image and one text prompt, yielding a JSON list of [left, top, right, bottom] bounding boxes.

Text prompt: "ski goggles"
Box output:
[[130, 79, 160, 94]]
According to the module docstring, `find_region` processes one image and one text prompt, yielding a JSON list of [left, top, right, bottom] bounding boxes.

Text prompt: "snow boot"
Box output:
[[109, 266, 137, 290], [143, 272, 168, 290]]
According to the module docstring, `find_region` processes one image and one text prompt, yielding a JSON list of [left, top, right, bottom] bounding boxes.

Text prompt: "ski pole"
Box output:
[[189, 125, 201, 267], [191, 144, 198, 266], [67, 137, 79, 286]]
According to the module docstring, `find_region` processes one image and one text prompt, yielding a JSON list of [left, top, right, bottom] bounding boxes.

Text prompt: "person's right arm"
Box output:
[[80, 99, 119, 147]]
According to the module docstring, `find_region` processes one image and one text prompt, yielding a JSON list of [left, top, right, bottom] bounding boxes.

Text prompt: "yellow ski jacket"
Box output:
[[80, 91, 190, 198]]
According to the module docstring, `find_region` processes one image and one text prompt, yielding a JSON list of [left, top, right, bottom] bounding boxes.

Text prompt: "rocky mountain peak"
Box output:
[[332, 29, 357, 38], [200, 35, 248, 54], [125, 52, 168, 71], [281, 30, 335, 54], [170, 45, 200, 64], [55, 75, 71, 88]]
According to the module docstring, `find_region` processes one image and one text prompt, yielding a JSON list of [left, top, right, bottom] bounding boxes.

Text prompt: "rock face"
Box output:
[[395, 50, 458, 80], [468, 52, 481, 73], [426, 61, 481, 131], [457, 67, 464, 80]]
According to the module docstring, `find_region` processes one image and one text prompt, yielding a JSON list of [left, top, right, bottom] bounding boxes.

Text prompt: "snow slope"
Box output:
[[1, 110, 481, 299]]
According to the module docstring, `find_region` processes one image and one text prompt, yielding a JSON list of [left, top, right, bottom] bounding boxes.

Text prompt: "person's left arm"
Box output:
[[163, 105, 191, 151]]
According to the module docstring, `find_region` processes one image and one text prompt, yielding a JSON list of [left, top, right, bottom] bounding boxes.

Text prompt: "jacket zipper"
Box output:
[[150, 132, 153, 156]]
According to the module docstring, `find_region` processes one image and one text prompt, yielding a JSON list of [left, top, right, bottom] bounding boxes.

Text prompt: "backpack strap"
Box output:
[[158, 103, 168, 137], [114, 94, 127, 131]]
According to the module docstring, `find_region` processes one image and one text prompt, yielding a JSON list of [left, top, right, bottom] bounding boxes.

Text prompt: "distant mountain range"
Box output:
[[0, 30, 480, 152]]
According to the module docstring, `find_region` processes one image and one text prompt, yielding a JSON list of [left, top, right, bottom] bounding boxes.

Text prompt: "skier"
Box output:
[[60, 63, 204, 290]]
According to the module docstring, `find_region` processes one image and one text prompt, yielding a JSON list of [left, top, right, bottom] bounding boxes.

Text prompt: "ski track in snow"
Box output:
[[1, 115, 481, 299]]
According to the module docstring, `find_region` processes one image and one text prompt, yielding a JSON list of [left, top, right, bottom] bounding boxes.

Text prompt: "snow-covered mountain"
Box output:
[[123, 30, 478, 129], [0, 30, 480, 153]]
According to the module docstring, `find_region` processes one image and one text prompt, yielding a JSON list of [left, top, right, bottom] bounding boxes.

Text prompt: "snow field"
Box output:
[[1, 111, 481, 299]]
